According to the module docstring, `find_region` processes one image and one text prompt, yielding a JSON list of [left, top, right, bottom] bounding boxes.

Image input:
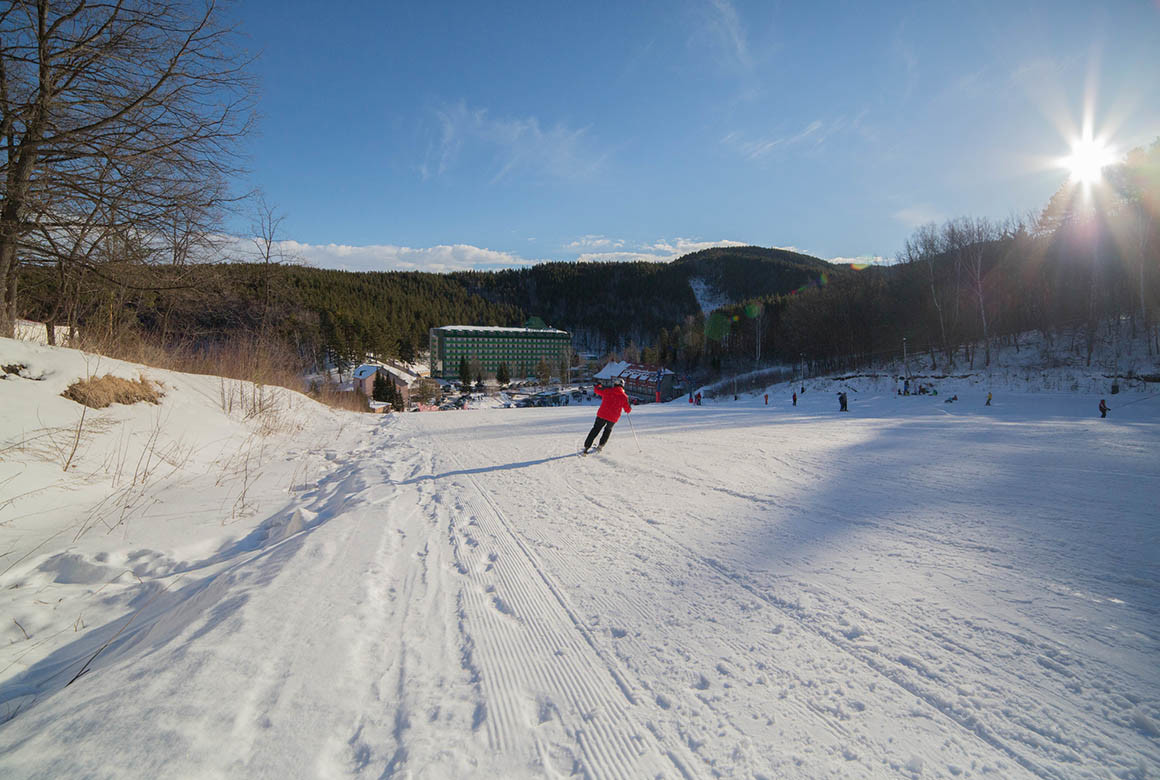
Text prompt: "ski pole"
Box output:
[[626, 413, 642, 452]]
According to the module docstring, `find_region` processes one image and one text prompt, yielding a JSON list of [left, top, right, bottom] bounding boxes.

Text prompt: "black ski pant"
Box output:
[[584, 417, 615, 450]]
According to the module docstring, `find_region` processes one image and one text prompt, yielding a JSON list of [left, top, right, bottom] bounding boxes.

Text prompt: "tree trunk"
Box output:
[[0, 241, 17, 338]]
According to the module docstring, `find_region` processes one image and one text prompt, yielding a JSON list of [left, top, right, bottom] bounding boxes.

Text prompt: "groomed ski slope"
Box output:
[[1, 359, 1158, 778]]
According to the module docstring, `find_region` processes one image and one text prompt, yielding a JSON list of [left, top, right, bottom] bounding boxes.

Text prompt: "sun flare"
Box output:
[[1063, 137, 1115, 185]]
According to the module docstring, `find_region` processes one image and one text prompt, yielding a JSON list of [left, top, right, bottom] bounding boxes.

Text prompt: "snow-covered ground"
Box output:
[[1, 336, 1158, 779]]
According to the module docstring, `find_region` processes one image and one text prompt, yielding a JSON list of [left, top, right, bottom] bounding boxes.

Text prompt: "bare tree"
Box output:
[[0, 0, 255, 337], [250, 192, 286, 329], [955, 216, 999, 366], [901, 223, 950, 366]]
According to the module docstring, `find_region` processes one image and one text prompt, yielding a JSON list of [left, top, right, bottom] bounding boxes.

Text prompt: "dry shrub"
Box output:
[[63, 374, 164, 409]]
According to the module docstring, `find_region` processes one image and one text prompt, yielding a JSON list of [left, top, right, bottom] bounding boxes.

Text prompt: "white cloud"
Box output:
[[565, 234, 626, 250], [424, 100, 602, 182], [270, 240, 542, 274], [647, 237, 748, 255], [578, 238, 748, 264], [218, 235, 752, 274], [829, 254, 891, 266], [892, 205, 944, 228], [576, 251, 671, 264]]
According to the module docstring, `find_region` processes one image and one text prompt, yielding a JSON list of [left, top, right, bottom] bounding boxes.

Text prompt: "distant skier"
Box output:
[[986, 392, 992, 406], [695, 392, 702, 406], [838, 391, 848, 412], [764, 393, 768, 405], [792, 391, 797, 407], [583, 378, 632, 454], [1099, 398, 1110, 418]]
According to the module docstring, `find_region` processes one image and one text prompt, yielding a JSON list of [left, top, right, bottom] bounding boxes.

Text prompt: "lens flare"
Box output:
[[1062, 136, 1115, 184]]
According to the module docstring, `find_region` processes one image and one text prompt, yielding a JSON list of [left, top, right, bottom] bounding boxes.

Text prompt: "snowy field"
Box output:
[[1, 336, 1158, 779]]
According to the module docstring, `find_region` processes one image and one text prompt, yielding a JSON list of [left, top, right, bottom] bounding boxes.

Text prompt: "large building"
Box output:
[[429, 320, 571, 381]]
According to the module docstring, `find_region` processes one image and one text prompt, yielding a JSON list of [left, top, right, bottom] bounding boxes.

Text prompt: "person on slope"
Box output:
[[584, 378, 632, 454], [1099, 398, 1110, 418]]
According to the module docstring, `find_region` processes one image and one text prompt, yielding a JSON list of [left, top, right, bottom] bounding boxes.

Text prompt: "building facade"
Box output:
[[353, 362, 418, 406], [429, 322, 571, 380], [596, 361, 677, 402]]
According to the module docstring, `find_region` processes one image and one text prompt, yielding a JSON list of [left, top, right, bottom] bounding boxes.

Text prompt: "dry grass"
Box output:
[[70, 329, 370, 414], [310, 382, 370, 412], [62, 374, 164, 409]]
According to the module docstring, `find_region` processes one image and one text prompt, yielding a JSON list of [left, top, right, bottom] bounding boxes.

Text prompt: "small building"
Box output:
[[429, 319, 571, 381], [353, 362, 419, 407], [596, 361, 677, 402]]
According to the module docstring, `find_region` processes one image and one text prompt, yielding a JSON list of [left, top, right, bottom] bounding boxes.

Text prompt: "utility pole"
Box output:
[[902, 337, 909, 379]]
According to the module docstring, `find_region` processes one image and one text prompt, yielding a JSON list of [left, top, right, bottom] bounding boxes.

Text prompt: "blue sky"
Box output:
[[225, 0, 1160, 272]]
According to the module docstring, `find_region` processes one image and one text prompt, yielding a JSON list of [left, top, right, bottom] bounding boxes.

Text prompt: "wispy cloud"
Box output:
[[721, 119, 829, 160], [703, 0, 752, 71], [265, 240, 542, 274], [422, 100, 602, 183], [891, 21, 919, 100]]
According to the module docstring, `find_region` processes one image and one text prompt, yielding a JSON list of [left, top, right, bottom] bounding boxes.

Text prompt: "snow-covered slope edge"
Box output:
[[0, 337, 373, 725]]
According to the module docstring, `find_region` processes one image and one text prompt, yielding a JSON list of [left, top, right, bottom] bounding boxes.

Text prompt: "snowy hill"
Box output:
[[0, 336, 1158, 778]]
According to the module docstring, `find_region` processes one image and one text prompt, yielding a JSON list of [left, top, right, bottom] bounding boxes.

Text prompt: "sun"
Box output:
[[1062, 137, 1115, 185]]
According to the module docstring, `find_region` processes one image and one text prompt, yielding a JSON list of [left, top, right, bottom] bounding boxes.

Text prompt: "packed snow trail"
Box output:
[[1, 387, 1157, 778], [0, 413, 687, 777], [405, 397, 1160, 779]]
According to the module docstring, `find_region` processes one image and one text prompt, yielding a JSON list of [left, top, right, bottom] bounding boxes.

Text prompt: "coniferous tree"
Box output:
[[372, 372, 390, 402], [496, 361, 511, 386]]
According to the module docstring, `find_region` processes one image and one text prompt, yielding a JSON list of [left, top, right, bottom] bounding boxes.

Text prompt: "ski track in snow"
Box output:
[[0, 390, 1158, 778]]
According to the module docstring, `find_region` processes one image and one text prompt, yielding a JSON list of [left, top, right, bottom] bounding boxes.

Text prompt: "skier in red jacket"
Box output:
[[583, 378, 632, 454]]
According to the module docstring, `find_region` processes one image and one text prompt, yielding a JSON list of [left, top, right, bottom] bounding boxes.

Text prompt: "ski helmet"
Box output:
[[614, 378, 625, 387]]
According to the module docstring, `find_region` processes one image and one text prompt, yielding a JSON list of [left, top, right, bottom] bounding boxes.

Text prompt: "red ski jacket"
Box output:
[[594, 384, 632, 423]]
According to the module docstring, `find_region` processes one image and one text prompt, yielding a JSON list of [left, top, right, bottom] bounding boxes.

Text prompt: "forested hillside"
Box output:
[[17, 246, 835, 370], [449, 245, 830, 350]]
